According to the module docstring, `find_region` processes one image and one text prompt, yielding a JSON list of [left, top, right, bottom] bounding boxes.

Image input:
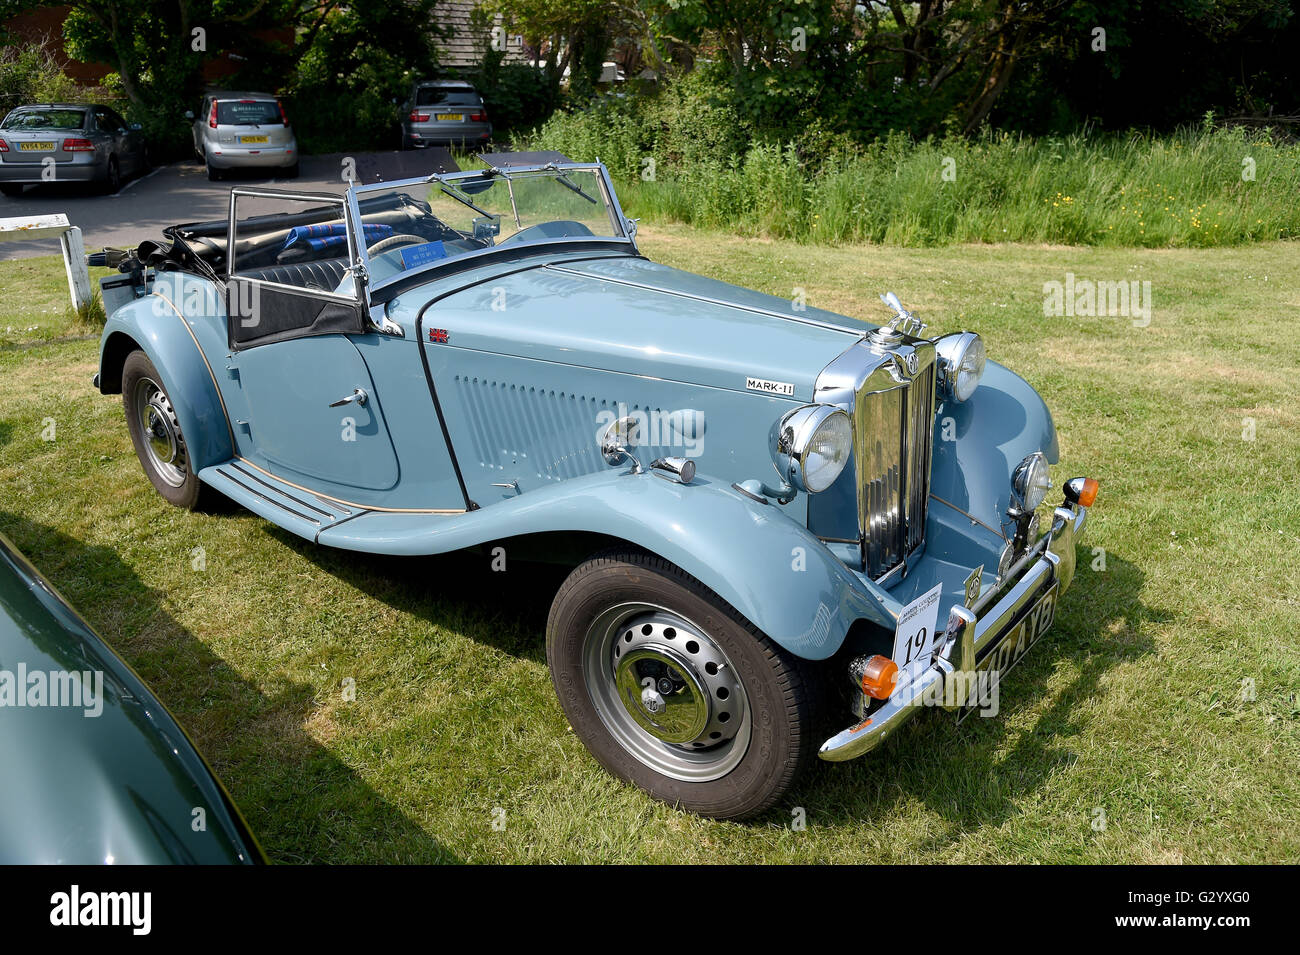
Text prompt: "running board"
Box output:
[[199, 460, 368, 543]]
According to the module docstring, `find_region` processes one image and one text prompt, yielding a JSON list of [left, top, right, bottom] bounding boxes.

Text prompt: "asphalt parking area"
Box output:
[[0, 150, 458, 261]]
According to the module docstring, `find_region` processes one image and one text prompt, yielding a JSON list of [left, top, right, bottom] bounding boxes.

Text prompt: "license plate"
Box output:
[[240, 135, 269, 144], [19, 142, 53, 151], [958, 583, 1058, 717], [435, 113, 463, 122]]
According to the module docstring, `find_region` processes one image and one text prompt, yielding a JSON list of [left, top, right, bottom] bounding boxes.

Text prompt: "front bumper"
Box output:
[[818, 501, 1088, 761]]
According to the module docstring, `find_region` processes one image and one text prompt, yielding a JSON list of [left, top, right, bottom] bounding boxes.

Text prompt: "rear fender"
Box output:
[[97, 284, 233, 472]]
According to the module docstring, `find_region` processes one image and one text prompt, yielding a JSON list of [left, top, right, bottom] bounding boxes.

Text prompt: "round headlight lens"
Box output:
[[802, 410, 853, 492], [935, 332, 986, 402], [1012, 451, 1052, 511], [771, 405, 853, 494]]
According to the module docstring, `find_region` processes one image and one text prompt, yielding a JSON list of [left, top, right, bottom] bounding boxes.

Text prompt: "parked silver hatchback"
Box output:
[[400, 80, 492, 149], [189, 92, 298, 180]]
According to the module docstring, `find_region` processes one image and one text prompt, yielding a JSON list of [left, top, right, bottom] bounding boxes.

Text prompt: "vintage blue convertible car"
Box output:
[[94, 153, 1098, 819]]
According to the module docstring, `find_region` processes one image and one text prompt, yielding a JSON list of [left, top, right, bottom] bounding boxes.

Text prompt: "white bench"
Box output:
[[0, 213, 92, 310]]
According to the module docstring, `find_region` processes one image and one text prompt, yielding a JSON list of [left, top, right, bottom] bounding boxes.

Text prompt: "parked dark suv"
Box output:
[[400, 80, 491, 149]]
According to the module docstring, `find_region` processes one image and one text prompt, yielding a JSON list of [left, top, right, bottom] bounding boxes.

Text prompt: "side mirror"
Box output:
[[184, 110, 195, 120], [472, 214, 500, 241], [600, 416, 642, 471]]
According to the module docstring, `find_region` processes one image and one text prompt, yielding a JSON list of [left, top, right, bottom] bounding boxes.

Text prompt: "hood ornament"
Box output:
[[873, 291, 928, 339]]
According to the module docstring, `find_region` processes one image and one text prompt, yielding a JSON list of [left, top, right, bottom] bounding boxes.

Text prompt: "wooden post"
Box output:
[[0, 213, 92, 312], [59, 225, 91, 311]]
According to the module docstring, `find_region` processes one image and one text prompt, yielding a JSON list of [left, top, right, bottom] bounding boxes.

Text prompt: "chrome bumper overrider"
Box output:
[[818, 502, 1088, 762]]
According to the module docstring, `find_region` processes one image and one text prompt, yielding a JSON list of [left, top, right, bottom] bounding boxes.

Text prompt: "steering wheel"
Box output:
[[367, 233, 426, 255]]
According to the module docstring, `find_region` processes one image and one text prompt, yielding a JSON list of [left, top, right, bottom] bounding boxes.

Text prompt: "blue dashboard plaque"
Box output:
[[399, 240, 448, 269]]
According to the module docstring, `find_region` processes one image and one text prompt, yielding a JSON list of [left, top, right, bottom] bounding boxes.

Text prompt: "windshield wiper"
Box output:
[[438, 182, 494, 219], [542, 164, 598, 204]]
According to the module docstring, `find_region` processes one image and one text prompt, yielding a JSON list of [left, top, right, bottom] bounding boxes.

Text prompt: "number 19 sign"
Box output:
[[891, 584, 944, 680]]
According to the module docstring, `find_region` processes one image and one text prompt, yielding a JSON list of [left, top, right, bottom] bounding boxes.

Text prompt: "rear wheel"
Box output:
[[0, 184, 22, 197], [122, 350, 216, 510], [547, 548, 816, 819], [283, 160, 300, 179], [205, 155, 223, 181], [101, 156, 121, 194]]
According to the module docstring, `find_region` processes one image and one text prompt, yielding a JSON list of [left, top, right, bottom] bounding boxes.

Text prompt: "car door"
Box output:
[[192, 97, 208, 157], [92, 107, 125, 165], [224, 187, 402, 492], [106, 108, 143, 172]]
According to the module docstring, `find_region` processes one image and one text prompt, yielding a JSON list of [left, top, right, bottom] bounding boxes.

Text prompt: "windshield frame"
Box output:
[[346, 161, 637, 301]]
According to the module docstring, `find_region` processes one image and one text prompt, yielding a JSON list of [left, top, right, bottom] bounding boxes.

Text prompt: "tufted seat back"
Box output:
[[238, 258, 350, 292]]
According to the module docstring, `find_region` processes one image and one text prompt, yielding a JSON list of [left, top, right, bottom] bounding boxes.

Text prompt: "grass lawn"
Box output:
[[0, 255, 112, 347], [1, 232, 1297, 863]]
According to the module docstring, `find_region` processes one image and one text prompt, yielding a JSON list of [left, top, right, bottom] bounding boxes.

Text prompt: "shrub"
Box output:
[[467, 53, 558, 138], [526, 100, 1300, 248], [0, 43, 93, 116]]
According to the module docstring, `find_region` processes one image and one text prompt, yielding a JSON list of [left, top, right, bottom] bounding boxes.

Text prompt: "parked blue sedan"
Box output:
[[93, 152, 1098, 819]]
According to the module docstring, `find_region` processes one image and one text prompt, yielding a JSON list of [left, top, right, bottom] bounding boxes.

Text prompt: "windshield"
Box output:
[[416, 87, 481, 107], [217, 101, 282, 126], [353, 167, 626, 287], [3, 109, 85, 130]]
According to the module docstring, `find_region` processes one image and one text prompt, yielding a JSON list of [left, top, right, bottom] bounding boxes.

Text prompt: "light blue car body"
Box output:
[[96, 165, 1059, 665]]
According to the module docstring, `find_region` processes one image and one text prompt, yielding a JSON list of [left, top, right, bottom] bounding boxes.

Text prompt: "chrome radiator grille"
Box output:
[[857, 357, 936, 579]]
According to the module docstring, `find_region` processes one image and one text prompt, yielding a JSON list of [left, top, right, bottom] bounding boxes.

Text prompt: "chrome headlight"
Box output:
[[770, 404, 853, 494], [1011, 451, 1052, 511], [935, 331, 985, 402]]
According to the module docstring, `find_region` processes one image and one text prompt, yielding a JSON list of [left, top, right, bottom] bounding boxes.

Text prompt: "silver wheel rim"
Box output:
[[583, 601, 751, 782], [134, 376, 187, 487]]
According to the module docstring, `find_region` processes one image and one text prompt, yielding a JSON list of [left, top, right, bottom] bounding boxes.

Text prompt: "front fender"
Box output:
[[98, 287, 233, 472], [318, 469, 897, 660], [930, 360, 1058, 540]]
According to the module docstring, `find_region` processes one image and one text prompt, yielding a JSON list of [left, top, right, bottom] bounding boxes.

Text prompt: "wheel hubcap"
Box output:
[[134, 377, 187, 487], [584, 602, 751, 782]]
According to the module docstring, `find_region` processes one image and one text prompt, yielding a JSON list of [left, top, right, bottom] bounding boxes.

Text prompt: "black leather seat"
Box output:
[[240, 258, 349, 291]]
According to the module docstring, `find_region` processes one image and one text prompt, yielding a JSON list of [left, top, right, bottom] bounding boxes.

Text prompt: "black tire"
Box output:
[[122, 350, 216, 511], [283, 160, 300, 179], [205, 155, 223, 181], [547, 548, 816, 819], [101, 156, 121, 194], [0, 184, 22, 197]]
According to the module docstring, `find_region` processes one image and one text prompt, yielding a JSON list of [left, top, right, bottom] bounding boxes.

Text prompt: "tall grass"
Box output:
[[526, 114, 1300, 247]]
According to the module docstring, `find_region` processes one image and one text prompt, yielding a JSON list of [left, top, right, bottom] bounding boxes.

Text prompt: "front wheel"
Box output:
[[122, 350, 215, 510], [547, 549, 816, 819]]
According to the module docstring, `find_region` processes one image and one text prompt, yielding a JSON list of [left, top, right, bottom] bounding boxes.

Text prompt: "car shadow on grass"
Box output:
[[789, 547, 1162, 838], [265, 527, 572, 665], [269, 526, 1159, 840], [0, 510, 461, 864]]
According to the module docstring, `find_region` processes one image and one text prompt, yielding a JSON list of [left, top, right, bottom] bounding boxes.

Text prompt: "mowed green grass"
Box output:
[[1, 234, 1297, 863], [0, 255, 112, 347]]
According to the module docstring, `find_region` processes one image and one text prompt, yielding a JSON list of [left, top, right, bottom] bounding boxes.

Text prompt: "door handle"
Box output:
[[328, 388, 368, 408]]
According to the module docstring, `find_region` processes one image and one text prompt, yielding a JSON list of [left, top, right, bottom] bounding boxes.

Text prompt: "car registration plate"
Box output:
[[240, 135, 269, 144], [19, 142, 54, 151], [958, 583, 1058, 716], [436, 113, 464, 122]]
